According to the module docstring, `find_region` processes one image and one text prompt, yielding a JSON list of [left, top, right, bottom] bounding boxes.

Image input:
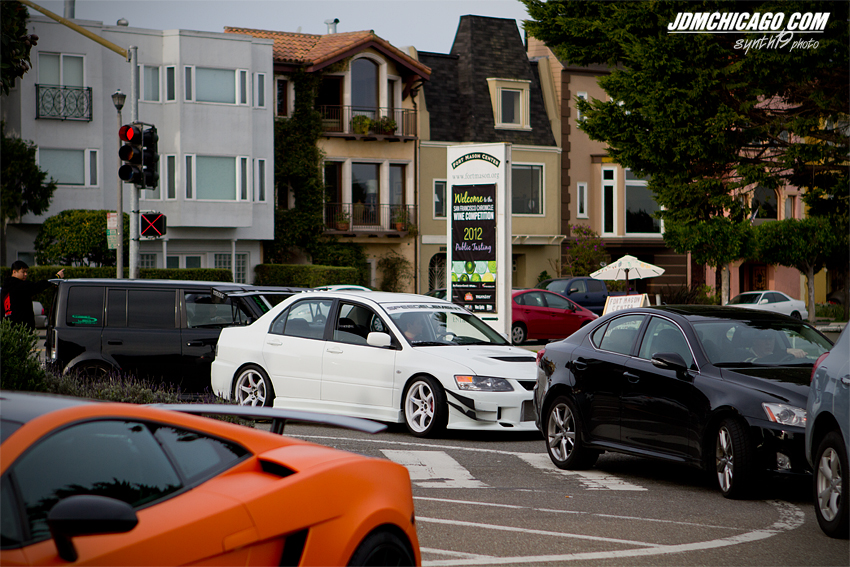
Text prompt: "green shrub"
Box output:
[[254, 263, 359, 287], [662, 284, 719, 305], [536, 271, 552, 285], [816, 302, 846, 321], [377, 250, 413, 293], [0, 320, 47, 391]]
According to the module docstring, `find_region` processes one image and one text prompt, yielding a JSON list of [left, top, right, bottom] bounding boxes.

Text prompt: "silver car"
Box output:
[[806, 325, 849, 538]]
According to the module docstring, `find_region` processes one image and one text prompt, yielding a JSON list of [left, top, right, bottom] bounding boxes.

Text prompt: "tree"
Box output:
[[1, 122, 57, 265], [755, 218, 843, 322], [34, 210, 129, 267], [1, 1, 38, 96], [558, 224, 610, 277], [522, 0, 849, 301]]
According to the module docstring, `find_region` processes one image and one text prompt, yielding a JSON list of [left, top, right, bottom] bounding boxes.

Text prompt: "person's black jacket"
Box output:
[[1, 276, 51, 329]]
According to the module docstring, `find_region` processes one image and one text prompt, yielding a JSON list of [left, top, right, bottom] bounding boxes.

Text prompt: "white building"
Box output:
[[2, 16, 275, 283]]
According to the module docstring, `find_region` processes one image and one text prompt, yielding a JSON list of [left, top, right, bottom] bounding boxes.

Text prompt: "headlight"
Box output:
[[454, 375, 514, 392], [762, 403, 807, 427]]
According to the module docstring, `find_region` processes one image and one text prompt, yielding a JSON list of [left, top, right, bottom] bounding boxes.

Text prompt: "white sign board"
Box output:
[[446, 143, 511, 336], [106, 212, 118, 250], [603, 294, 651, 315]]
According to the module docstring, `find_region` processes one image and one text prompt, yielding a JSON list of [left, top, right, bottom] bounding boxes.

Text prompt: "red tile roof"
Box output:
[[224, 27, 430, 79]]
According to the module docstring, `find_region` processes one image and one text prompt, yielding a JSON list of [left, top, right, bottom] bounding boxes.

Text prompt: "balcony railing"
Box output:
[[36, 84, 93, 121], [317, 106, 417, 138], [325, 203, 417, 234]]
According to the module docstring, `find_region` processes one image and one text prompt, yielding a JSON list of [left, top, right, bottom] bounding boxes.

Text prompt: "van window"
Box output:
[[128, 290, 176, 329], [107, 289, 127, 327], [66, 286, 103, 326], [587, 279, 605, 293], [185, 292, 252, 328]]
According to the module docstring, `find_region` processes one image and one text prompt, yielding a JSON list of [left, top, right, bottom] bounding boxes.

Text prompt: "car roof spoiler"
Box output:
[[210, 286, 308, 303], [151, 404, 386, 435]]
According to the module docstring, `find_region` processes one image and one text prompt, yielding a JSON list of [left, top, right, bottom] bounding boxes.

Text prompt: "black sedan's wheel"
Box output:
[[545, 396, 598, 470], [813, 431, 849, 539], [511, 323, 527, 345], [233, 365, 274, 407], [348, 530, 414, 566], [714, 418, 755, 499], [403, 376, 447, 437]]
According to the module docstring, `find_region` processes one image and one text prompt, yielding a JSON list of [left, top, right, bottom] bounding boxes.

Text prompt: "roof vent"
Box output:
[[325, 18, 339, 34], [117, 18, 129, 26]]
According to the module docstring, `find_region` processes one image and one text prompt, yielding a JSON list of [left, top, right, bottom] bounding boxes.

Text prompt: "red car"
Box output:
[[511, 289, 597, 345]]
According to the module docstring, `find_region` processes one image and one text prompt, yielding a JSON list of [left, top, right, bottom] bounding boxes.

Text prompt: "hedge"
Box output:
[[254, 264, 359, 287], [0, 266, 233, 312]]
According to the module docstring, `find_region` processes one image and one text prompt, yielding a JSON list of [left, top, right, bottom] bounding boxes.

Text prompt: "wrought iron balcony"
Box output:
[[36, 84, 93, 121], [324, 203, 417, 235], [317, 106, 417, 138]]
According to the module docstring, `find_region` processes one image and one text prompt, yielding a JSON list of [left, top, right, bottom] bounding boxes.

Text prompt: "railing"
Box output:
[[325, 203, 417, 233], [317, 106, 417, 138], [36, 85, 93, 121]]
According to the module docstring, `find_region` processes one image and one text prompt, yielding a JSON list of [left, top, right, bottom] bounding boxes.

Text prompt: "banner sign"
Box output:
[[451, 184, 496, 313]]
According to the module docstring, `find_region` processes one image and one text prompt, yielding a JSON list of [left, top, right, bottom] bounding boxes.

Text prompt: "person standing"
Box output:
[[2, 261, 64, 330]]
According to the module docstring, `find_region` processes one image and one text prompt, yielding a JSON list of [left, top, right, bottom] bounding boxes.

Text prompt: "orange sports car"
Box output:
[[0, 392, 420, 566]]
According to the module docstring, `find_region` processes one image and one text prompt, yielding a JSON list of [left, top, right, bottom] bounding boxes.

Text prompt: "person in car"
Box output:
[[2, 261, 64, 330], [745, 329, 807, 362], [401, 313, 426, 341]]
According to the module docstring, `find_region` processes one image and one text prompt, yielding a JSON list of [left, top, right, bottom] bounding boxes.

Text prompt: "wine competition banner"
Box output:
[[446, 143, 511, 335]]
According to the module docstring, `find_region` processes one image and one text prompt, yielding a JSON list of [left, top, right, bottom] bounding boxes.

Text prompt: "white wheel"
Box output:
[[403, 377, 447, 437], [233, 365, 273, 407]]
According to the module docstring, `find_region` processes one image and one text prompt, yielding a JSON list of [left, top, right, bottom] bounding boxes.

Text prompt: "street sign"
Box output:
[[106, 212, 119, 249]]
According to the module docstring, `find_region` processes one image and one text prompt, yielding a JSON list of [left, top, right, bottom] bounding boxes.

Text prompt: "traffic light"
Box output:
[[140, 212, 166, 238], [141, 126, 159, 189], [118, 124, 143, 186]]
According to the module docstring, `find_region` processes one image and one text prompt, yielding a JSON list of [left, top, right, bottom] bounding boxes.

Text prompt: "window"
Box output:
[[351, 58, 379, 112], [239, 157, 250, 200], [598, 315, 645, 355], [153, 423, 247, 484], [141, 65, 160, 102], [753, 186, 778, 220], [637, 317, 694, 369], [255, 73, 265, 107], [352, 162, 380, 225], [434, 180, 447, 218], [184, 66, 193, 101], [128, 290, 175, 329], [185, 291, 251, 327], [140, 254, 157, 269], [214, 253, 248, 284], [577, 182, 588, 218], [9, 420, 182, 543], [165, 66, 176, 101], [167, 255, 202, 269], [576, 92, 588, 121], [186, 67, 249, 104], [390, 164, 405, 207], [164, 155, 176, 199], [195, 156, 236, 200], [106, 289, 127, 327], [185, 155, 193, 198], [270, 299, 332, 339], [333, 303, 382, 346], [784, 195, 795, 219], [239, 69, 248, 105], [38, 149, 97, 186], [255, 159, 266, 202], [323, 162, 342, 216], [65, 286, 103, 326], [512, 164, 543, 215], [625, 170, 660, 234], [276, 78, 289, 117], [502, 89, 521, 124], [602, 167, 616, 235], [39, 53, 83, 87], [488, 79, 531, 129]]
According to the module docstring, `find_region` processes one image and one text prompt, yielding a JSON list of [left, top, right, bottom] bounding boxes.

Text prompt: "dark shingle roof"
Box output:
[[421, 15, 555, 146]]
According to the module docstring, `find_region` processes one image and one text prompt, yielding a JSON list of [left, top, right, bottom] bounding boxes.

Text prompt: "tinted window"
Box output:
[[334, 303, 379, 346], [11, 420, 181, 542], [729, 293, 761, 305], [153, 425, 247, 484], [520, 292, 545, 307], [128, 290, 175, 329], [282, 299, 332, 339], [65, 286, 103, 326], [185, 292, 252, 328], [543, 292, 572, 310], [570, 280, 587, 294], [591, 323, 609, 348], [598, 315, 645, 355], [107, 289, 127, 327], [587, 279, 605, 293], [1, 476, 22, 548], [638, 317, 694, 369], [544, 280, 568, 294]]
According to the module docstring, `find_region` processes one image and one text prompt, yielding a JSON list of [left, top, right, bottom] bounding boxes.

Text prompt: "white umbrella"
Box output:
[[590, 255, 665, 294]]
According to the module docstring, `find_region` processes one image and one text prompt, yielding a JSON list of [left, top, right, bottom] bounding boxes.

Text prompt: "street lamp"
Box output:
[[112, 89, 126, 279]]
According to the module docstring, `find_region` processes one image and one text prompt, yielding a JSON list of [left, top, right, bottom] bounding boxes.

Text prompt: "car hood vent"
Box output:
[[490, 356, 536, 363], [260, 459, 296, 478]]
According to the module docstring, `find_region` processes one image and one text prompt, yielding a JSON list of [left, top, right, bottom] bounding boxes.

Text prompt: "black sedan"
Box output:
[[533, 306, 834, 499]]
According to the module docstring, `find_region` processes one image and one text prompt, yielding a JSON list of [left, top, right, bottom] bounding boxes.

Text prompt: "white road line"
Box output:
[[383, 450, 488, 488], [419, 500, 804, 566], [516, 452, 647, 491]]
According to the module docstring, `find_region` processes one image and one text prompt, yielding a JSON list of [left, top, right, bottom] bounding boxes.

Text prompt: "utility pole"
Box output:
[[128, 46, 140, 279]]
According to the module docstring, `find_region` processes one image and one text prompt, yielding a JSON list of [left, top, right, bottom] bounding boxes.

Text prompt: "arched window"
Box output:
[[351, 58, 378, 113], [428, 254, 447, 292], [753, 186, 778, 220]]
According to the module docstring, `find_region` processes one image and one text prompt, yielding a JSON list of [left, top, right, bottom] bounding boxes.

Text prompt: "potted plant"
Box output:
[[392, 208, 408, 231], [374, 116, 397, 135], [334, 208, 350, 231], [350, 115, 371, 135]]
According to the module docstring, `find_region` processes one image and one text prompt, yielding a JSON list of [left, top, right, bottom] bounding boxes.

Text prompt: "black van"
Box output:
[[45, 279, 303, 394]]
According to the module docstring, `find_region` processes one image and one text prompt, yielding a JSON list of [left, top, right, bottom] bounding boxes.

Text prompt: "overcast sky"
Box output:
[[30, 0, 531, 54]]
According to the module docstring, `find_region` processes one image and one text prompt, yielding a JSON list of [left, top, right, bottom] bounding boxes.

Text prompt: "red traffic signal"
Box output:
[[119, 124, 141, 143], [140, 212, 166, 237], [118, 123, 144, 185]]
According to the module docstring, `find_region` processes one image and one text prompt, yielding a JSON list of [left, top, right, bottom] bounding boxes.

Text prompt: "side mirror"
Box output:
[[568, 288, 579, 294], [651, 352, 689, 373], [48, 495, 139, 562], [366, 332, 392, 348], [759, 298, 769, 304]]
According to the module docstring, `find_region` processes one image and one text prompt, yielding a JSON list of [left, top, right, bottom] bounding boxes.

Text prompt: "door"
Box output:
[[321, 302, 397, 411], [262, 298, 332, 402], [541, 291, 582, 338], [514, 291, 550, 340], [102, 288, 182, 387], [565, 279, 591, 310], [621, 317, 698, 459]]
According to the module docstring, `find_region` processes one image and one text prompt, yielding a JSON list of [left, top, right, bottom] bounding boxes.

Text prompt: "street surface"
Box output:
[[283, 422, 848, 567]]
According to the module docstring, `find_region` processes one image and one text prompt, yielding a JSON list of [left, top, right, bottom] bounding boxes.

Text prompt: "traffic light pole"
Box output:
[[128, 46, 140, 279]]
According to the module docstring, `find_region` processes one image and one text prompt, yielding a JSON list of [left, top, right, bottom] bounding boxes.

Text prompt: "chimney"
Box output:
[[64, 0, 75, 18], [325, 18, 339, 34]]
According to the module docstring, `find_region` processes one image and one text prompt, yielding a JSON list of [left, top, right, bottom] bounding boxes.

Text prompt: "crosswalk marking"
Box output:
[[515, 452, 647, 491], [382, 450, 489, 488]]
